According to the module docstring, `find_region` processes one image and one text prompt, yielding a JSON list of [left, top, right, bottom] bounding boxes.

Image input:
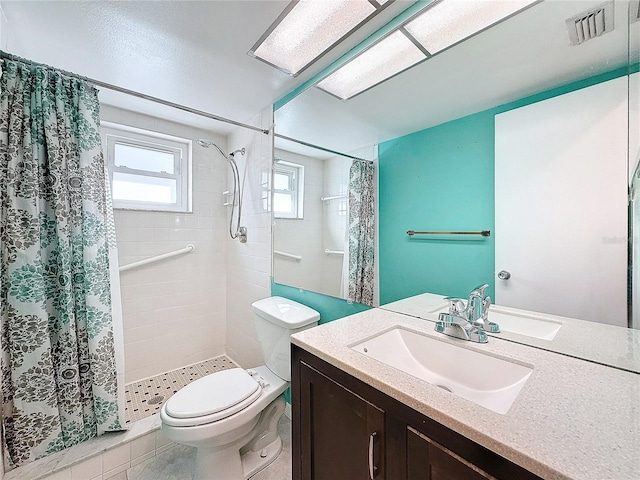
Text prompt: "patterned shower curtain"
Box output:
[[0, 59, 123, 467], [347, 159, 375, 306]]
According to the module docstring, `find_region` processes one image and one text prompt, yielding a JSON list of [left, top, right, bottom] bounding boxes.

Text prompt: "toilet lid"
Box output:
[[164, 368, 260, 419]]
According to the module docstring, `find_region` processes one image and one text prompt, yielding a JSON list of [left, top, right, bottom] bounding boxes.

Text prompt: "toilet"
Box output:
[[160, 296, 320, 480]]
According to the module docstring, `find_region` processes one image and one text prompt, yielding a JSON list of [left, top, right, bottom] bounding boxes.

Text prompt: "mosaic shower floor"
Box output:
[[124, 355, 239, 424]]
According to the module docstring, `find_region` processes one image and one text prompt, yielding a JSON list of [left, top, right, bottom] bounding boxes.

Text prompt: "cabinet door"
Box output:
[[407, 427, 494, 480], [299, 362, 385, 480]]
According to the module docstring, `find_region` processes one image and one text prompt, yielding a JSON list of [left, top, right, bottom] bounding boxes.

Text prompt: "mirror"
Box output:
[[274, 0, 640, 371], [272, 146, 349, 299], [272, 139, 377, 301]]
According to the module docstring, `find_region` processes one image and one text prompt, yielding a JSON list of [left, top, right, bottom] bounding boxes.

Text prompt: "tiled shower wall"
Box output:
[[225, 107, 273, 368], [273, 150, 324, 294], [101, 105, 229, 383]]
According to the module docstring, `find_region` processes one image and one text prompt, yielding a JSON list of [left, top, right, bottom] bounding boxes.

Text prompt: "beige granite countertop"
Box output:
[[291, 308, 640, 480], [381, 292, 640, 373]]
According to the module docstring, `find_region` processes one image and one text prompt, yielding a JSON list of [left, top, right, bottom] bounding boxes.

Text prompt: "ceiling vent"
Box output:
[[566, 1, 614, 46]]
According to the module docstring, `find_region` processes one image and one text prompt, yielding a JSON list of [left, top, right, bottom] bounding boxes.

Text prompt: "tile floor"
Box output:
[[125, 356, 239, 424], [126, 416, 292, 480]]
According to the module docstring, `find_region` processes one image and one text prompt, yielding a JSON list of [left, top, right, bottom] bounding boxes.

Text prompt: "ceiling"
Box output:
[[2, 1, 636, 152], [0, 0, 413, 135], [275, 0, 638, 156]]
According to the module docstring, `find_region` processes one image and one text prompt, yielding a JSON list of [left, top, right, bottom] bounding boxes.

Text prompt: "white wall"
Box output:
[[225, 107, 273, 368], [0, 5, 8, 51], [495, 77, 628, 326], [101, 105, 229, 382], [273, 150, 324, 293]]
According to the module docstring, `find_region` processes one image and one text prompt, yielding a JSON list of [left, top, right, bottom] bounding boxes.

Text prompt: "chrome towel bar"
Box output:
[[406, 230, 491, 237]]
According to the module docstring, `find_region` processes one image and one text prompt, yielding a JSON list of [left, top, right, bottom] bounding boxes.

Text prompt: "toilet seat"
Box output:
[[161, 368, 263, 427]]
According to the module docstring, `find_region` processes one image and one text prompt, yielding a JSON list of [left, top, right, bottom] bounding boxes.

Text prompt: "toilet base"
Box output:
[[194, 394, 286, 480], [242, 435, 282, 479]]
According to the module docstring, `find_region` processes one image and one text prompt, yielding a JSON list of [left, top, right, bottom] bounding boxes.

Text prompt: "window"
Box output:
[[102, 122, 192, 212], [274, 161, 304, 219]]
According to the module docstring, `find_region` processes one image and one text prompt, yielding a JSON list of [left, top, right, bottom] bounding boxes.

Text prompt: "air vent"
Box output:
[[566, 2, 614, 46]]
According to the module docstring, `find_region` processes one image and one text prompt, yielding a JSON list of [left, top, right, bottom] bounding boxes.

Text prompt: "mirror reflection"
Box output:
[[273, 147, 350, 299], [273, 142, 377, 304], [274, 0, 640, 371]]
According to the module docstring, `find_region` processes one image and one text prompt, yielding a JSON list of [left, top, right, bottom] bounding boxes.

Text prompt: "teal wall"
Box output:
[[379, 66, 634, 305], [379, 112, 495, 304], [271, 280, 371, 324]]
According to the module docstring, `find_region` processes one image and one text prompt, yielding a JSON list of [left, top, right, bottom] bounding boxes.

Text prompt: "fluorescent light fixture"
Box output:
[[316, 30, 427, 100], [404, 0, 538, 54], [250, 0, 390, 76]]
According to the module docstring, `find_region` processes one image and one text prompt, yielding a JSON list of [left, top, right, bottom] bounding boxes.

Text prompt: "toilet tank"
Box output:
[[251, 296, 320, 381]]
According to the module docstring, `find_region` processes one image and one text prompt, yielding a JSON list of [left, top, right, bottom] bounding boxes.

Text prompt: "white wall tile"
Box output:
[[102, 443, 130, 473], [154, 430, 176, 455], [225, 107, 273, 368], [103, 471, 127, 480], [40, 468, 72, 480], [102, 107, 229, 383], [70, 455, 102, 480], [130, 433, 156, 461]]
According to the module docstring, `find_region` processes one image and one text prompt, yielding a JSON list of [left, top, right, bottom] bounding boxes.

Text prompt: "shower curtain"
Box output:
[[347, 159, 375, 306], [0, 58, 124, 467]]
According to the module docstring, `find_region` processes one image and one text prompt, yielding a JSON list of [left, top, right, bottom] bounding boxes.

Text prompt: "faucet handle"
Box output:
[[444, 297, 466, 316], [469, 283, 489, 297], [472, 295, 501, 333], [482, 296, 492, 315]]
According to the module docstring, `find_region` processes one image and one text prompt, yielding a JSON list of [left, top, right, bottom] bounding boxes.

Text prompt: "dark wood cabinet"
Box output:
[[407, 427, 492, 480], [292, 345, 542, 480], [298, 362, 385, 479]]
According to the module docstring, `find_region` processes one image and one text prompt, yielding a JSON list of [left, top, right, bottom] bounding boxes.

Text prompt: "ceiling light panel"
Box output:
[[250, 0, 385, 76], [404, 0, 538, 54], [316, 30, 427, 100]]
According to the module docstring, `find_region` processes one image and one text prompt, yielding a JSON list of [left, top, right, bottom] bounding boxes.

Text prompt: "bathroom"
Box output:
[[0, 1, 639, 479]]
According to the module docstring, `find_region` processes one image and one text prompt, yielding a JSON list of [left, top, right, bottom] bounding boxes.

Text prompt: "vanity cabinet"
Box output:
[[292, 345, 542, 480], [407, 427, 492, 480], [298, 361, 385, 479]]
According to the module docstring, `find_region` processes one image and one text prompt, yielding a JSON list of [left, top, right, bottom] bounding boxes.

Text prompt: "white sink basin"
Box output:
[[351, 327, 532, 414], [429, 305, 562, 341]]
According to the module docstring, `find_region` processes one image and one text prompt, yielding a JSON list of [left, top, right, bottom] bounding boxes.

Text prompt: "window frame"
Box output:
[[102, 122, 192, 212], [274, 160, 305, 219]]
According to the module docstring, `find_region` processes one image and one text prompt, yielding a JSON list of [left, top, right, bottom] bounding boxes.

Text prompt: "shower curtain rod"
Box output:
[[274, 133, 371, 162], [0, 51, 270, 135]]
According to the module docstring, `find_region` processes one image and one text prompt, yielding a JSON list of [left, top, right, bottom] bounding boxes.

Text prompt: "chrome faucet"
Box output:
[[434, 284, 499, 342], [435, 311, 488, 343], [466, 284, 500, 333]]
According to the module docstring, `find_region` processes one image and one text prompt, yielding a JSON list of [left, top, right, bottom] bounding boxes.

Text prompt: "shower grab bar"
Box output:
[[407, 230, 491, 237], [119, 244, 195, 272], [321, 194, 347, 202], [274, 250, 302, 262], [325, 249, 344, 255]]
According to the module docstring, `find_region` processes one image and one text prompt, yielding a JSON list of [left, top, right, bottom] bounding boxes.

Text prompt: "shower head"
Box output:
[[197, 138, 232, 163], [197, 138, 216, 149], [197, 140, 245, 160]]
